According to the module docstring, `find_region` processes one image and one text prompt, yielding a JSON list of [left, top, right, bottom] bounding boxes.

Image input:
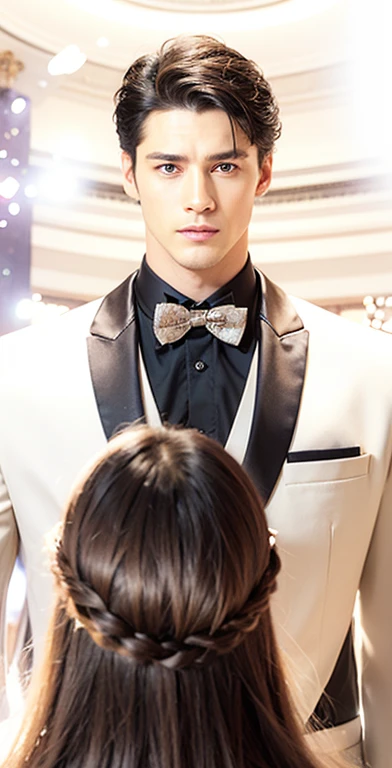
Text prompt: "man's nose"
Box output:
[[182, 169, 216, 213]]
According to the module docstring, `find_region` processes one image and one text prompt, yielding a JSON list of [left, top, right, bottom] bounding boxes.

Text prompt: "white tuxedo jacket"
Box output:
[[0, 271, 391, 766]]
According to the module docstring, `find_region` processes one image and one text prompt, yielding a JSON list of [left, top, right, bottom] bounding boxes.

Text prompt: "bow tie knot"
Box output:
[[153, 303, 248, 347]]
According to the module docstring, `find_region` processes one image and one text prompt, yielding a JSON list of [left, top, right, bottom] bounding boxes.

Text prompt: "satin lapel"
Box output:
[[243, 271, 309, 504], [87, 272, 144, 440]]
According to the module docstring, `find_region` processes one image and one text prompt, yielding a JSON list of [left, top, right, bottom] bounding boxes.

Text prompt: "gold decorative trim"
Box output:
[[0, 50, 24, 88]]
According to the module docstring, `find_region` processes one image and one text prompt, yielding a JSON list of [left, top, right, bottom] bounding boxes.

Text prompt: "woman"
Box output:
[[5, 425, 328, 768]]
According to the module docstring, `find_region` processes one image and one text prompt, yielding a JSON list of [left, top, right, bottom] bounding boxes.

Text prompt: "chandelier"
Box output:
[[363, 295, 392, 334]]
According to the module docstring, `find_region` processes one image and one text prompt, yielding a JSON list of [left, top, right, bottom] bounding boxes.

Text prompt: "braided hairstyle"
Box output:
[[55, 527, 280, 670], [53, 426, 280, 671], [7, 426, 324, 768]]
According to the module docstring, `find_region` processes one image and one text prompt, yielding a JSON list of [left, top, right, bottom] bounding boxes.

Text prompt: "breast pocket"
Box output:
[[283, 453, 370, 485]]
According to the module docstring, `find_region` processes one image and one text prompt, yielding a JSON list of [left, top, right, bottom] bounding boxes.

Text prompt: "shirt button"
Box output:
[[194, 360, 206, 372]]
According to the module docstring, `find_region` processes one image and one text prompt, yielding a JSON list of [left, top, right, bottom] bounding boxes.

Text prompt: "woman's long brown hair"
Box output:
[[5, 426, 325, 768]]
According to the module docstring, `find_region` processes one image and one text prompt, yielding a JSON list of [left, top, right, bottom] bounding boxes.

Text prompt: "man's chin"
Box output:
[[176, 257, 224, 274], [171, 246, 226, 272]]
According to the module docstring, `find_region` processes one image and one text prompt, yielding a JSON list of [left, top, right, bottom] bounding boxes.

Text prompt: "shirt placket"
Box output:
[[185, 331, 217, 439]]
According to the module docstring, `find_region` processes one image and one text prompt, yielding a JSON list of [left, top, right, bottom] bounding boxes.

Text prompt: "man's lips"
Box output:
[[177, 226, 219, 241]]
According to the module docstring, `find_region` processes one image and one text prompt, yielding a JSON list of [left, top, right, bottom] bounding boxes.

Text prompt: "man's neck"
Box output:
[[144, 257, 249, 303]]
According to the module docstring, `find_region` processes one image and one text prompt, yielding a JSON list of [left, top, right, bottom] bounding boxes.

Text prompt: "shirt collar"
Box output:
[[135, 255, 258, 316], [134, 255, 260, 351], [135, 256, 189, 316]]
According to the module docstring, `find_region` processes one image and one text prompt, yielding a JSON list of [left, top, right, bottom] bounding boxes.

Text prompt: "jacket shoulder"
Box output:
[[290, 295, 392, 377], [0, 298, 103, 376]]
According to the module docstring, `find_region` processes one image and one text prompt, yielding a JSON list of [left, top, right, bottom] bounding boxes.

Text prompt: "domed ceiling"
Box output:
[[0, 0, 349, 83], [122, 0, 284, 11]]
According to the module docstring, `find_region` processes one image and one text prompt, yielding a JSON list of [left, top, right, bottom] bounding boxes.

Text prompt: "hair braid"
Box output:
[[54, 540, 280, 671]]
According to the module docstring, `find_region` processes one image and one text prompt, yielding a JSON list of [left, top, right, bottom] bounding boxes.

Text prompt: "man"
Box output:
[[0, 35, 391, 766]]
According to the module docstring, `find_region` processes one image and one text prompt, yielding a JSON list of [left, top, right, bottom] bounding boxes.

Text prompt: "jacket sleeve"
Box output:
[[0, 468, 19, 720], [360, 453, 392, 768]]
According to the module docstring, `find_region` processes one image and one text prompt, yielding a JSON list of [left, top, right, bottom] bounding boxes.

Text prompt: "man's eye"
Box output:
[[159, 164, 177, 174], [216, 163, 236, 173]]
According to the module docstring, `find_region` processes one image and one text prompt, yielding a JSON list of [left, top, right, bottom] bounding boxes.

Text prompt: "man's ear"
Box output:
[[255, 153, 273, 199], [121, 151, 139, 201]]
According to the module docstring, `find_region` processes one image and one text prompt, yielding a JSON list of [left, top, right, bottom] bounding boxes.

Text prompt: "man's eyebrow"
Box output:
[[206, 150, 249, 162], [145, 153, 187, 162], [145, 150, 249, 162]]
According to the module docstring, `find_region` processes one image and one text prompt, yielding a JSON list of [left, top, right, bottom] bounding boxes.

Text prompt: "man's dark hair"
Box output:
[[114, 35, 281, 168]]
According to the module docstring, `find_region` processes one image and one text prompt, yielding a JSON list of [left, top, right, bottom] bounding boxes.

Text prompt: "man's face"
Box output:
[[122, 108, 272, 294]]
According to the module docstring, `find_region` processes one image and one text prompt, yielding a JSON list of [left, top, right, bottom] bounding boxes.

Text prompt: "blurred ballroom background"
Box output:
[[0, 0, 392, 336]]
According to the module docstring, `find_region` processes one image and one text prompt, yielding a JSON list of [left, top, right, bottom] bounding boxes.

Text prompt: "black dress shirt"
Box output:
[[135, 256, 261, 446]]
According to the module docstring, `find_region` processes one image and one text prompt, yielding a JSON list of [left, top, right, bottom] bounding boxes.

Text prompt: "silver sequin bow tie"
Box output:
[[153, 303, 248, 347]]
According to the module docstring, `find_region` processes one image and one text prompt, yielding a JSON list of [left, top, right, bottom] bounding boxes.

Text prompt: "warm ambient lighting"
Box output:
[[349, 2, 392, 167], [15, 296, 70, 324], [11, 97, 27, 115], [8, 202, 20, 216], [51, 134, 89, 162], [15, 299, 34, 321], [48, 45, 87, 76], [68, 0, 339, 31], [38, 170, 78, 202], [0, 176, 20, 200], [24, 184, 38, 199]]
